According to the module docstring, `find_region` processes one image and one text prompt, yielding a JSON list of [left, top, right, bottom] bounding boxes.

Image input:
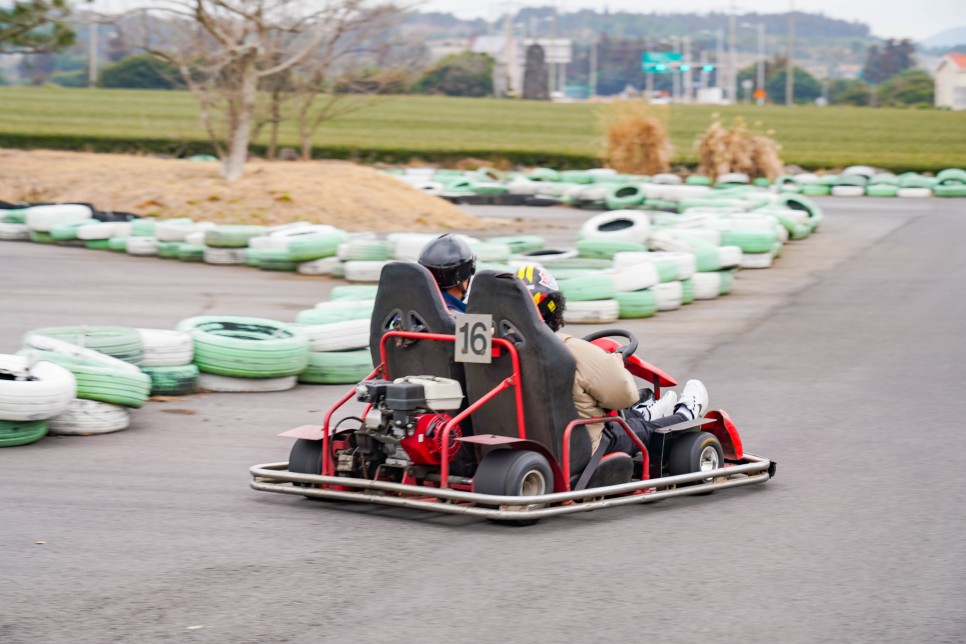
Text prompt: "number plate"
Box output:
[[454, 313, 493, 364]]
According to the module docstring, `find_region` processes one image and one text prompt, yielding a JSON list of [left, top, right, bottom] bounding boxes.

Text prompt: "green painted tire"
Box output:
[[680, 278, 694, 305], [50, 219, 98, 241], [685, 175, 712, 186], [130, 219, 156, 236], [157, 241, 185, 258], [177, 316, 310, 378], [29, 231, 56, 244], [801, 184, 831, 196], [26, 325, 144, 365], [287, 232, 348, 262], [108, 237, 128, 251], [719, 229, 777, 254], [615, 289, 658, 319], [488, 235, 545, 254], [3, 209, 27, 224], [936, 168, 966, 185], [558, 274, 617, 301], [141, 364, 199, 396], [0, 420, 48, 447], [85, 239, 112, 250], [933, 184, 966, 198], [866, 184, 898, 197], [298, 349, 374, 384], [898, 173, 937, 189], [604, 184, 645, 210], [177, 244, 206, 261]]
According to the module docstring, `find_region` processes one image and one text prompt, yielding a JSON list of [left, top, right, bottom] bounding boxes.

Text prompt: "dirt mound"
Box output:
[[0, 149, 487, 231]]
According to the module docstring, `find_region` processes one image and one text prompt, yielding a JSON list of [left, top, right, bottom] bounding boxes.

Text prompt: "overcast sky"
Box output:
[[417, 0, 965, 41]]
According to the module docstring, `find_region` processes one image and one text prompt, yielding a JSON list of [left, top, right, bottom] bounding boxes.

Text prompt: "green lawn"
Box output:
[[0, 86, 963, 172]]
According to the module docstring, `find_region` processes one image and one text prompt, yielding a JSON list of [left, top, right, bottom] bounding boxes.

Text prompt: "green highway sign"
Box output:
[[642, 51, 682, 73]]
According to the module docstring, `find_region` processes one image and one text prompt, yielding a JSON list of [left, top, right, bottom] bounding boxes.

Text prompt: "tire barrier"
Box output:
[[563, 299, 620, 324], [298, 349, 374, 385], [0, 354, 76, 421], [579, 210, 650, 244], [141, 364, 199, 396], [137, 329, 194, 367], [197, 373, 298, 393], [176, 316, 310, 379], [296, 319, 370, 352], [25, 326, 144, 365], [47, 399, 131, 435], [0, 419, 48, 447]]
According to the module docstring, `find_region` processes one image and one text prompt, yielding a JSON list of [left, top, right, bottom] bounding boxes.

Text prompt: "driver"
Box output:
[[515, 264, 708, 456], [417, 234, 477, 314]]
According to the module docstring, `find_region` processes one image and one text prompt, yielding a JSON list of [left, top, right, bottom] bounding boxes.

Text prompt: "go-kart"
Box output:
[[250, 264, 775, 524]]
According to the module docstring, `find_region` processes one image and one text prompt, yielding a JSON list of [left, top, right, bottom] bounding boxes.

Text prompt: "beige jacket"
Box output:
[[557, 332, 639, 451]]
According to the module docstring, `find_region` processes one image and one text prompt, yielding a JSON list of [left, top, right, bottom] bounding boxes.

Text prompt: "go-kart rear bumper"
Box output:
[[249, 454, 775, 521]]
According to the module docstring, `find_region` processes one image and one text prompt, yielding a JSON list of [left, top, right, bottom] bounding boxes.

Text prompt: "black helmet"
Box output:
[[418, 234, 477, 289], [516, 264, 567, 331]]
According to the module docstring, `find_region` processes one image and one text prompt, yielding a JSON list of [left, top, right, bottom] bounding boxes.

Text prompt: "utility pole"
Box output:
[[786, 0, 795, 105], [671, 36, 680, 103], [589, 38, 597, 98], [756, 22, 765, 104], [728, 6, 737, 103], [550, 3, 558, 95], [645, 37, 653, 98], [715, 28, 723, 90], [87, 0, 98, 87], [683, 35, 692, 103]]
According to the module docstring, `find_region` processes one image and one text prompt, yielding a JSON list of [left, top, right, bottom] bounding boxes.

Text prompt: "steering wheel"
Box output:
[[581, 328, 639, 359]]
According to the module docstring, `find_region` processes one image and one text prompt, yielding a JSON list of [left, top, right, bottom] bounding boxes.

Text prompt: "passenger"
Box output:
[[417, 234, 477, 314], [514, 264, 708, 456]]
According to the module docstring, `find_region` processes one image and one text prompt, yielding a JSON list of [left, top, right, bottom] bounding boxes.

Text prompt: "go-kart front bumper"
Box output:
[[249, 453, 775, 522]]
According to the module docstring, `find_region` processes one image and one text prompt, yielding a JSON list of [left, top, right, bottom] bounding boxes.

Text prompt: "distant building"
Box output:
[[935, 54, 966, 110], [471, 34, 571, 97]]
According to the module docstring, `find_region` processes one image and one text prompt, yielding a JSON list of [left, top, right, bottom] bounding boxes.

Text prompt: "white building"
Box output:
[[935, 54, 966, 110]]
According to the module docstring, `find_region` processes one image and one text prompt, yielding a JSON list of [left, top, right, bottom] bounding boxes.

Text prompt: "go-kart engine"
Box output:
[[348, 376, 464, 473]]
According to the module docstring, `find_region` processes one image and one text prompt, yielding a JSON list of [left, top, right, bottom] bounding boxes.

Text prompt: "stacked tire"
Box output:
[[0, 354, 76, 446]]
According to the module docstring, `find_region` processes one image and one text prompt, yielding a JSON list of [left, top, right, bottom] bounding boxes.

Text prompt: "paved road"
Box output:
[[1, 198, 964, 643]]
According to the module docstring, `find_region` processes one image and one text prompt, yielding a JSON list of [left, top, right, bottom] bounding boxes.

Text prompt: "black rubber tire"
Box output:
[[473, 449, 552, 525], [667, 431, 723, 477], [289, 439, 323, 478]]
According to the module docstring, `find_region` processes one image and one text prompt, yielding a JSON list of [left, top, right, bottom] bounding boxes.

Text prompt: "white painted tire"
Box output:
[[654, 281, 683, 311], [390, 234, 437, 261], [184, 231, 207, 246], [691, 272, 722, 300], [717, 172, 750, 185], [651, 173, 683, 185], [897, 187, 932, 199], [197, 373, 298, 393], [137, 329, 194, 367], [0, 222, 30, 240], [563, 299, 620, 324], [649, 252, 696, 281], [25, 204, 93, 232], [76, 222, 118, 240], [203, 247, 247, 265], [831, 185, 865, 198], [717, 246, 743, 268], [126, 236, 159, 256], [580, 211, 650, 244], [22, 335, 142, 374], [507, 177, 541, 195], [344, 260, 388, 283], [47, 399, 130, 435], [0, 355, 77, 421], [608, 262, 659, 292], [296, 319, 371, 352], [740, 250, 776, 269], [297, 257, 342, 275]]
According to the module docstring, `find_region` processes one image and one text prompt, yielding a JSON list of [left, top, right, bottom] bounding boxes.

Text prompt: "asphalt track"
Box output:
[[1, 197, 964, 643]]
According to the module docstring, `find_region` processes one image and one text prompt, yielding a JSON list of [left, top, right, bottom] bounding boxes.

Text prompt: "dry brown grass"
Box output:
[[600, 102, 672, 175], [0, 149, 489, 232], [696, 116, 784, 180]]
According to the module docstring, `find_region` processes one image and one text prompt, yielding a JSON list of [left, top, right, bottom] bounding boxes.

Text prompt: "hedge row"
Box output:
[[0, 133, 601, 171]]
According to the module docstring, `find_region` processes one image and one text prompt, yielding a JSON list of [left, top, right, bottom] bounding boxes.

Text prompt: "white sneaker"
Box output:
[[634, 390, 677, 421], [675, 379, 708, 420]]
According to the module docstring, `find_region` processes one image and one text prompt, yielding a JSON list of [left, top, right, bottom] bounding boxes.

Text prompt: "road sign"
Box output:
[[753, 88, 767, 100], [642, 52, 683, 74]]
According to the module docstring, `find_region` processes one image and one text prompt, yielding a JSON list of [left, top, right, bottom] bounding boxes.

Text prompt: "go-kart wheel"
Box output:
[[289, 439, 326, 498], [473, 449, 552, 526], [668, 431, 723, 490], [581, 328, 639, 358]]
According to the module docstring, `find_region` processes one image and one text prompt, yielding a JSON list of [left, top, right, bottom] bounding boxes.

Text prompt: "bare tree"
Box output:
[[130, 0, 400, 181]]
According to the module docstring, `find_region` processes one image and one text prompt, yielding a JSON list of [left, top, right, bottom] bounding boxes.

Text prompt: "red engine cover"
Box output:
[[400, 413, 462, 465]]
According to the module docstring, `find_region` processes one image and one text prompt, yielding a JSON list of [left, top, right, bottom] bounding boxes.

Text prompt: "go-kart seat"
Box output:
[[465, 271, 634, 488], [369, 262, 476, 477], [369, 261, 465, 384]]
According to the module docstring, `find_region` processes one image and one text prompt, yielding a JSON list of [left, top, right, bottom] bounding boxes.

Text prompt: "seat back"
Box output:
[[464, 271, 589, 469], [369, 261, 463, 383]]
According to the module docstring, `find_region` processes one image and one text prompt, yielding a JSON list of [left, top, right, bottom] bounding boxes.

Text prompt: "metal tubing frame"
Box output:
[[561, 416, 650, 489], [250, 453, 773, 521]]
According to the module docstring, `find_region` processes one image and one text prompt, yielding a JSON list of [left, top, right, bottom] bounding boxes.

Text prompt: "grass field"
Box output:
[[0, 87, 964, 172]]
